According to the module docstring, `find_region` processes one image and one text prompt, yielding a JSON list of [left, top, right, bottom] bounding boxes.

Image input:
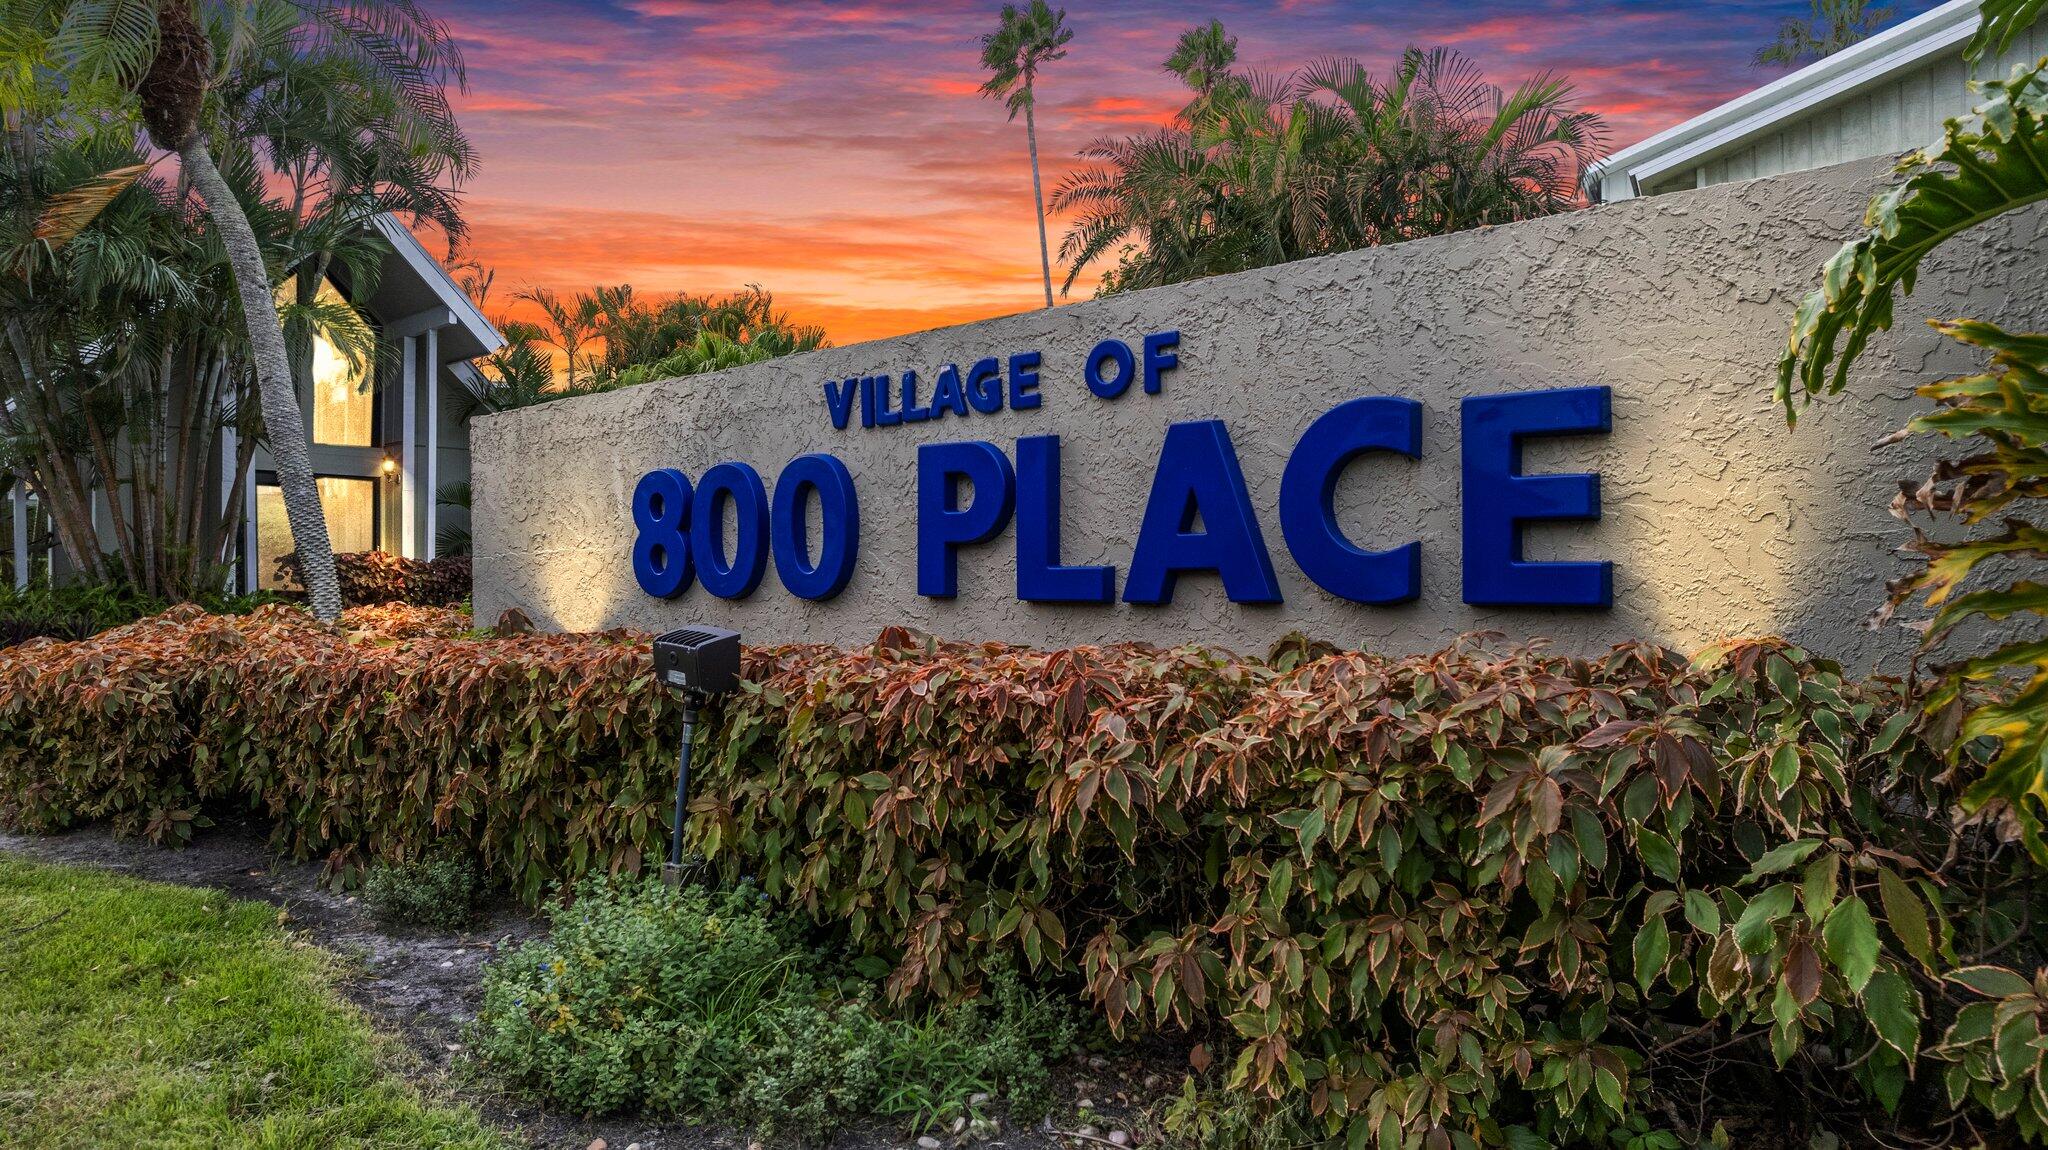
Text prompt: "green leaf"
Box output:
[[1801, 852, 1839, 918], [1594, 1065, 1624, 1113], [1946, 965, 2034, 999], [1822, 896, 1879, 993], [1683, 890, 1721, 934], [1266, 857, 1294, 911], [1766, 654, 1800, 701], [1869, 710, 1914, 755], [1863, 970, 1921, 1061], [1571, 805, 1607, 872], [1768, 743, 1800, 796], [1635, 829, 1681, 882], [1968, 0, 2047, 62], [1877, 867, 1934, 969], [1634, 914, 1671, 992], [1734, 883, 1798, 955], [1743, 838, 1822, 882]]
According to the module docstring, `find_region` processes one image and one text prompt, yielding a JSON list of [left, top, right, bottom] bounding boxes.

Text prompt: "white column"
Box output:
[[11, 481, 27, 590], [399, 332, 418, 559], [220, 427, 238, 591], [424, 325, 439, 561], [243, 469, 258, 590]]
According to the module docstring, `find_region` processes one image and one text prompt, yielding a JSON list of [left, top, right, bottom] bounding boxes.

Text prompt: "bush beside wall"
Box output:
[[274, 551, 471, 607], [0, 607, 2041, 1146]]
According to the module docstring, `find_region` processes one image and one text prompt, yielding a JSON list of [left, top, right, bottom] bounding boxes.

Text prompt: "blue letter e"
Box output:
[[1460, 386, 1613, 607], [917, 440, 1015, 598]]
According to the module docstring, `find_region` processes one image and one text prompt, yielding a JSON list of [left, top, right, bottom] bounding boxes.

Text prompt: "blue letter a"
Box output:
[[1124, 420, 1281, 605]]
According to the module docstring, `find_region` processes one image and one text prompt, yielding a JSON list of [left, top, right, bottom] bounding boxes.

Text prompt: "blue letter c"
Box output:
[[1279, 397, 1422, 605]]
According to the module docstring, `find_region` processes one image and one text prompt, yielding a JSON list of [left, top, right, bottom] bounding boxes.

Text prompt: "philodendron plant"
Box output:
[[1779, 2, 2048, 1138]]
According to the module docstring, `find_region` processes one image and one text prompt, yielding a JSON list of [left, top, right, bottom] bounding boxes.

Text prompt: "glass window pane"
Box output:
[[255, 477, 380, 590], [321, 477, 377, 553], [310, 281, 374, 447], [254, 486, 292, 590]]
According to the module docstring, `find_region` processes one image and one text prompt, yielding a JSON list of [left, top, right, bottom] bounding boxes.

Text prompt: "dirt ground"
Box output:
[[0, 820, 1171, 1150]]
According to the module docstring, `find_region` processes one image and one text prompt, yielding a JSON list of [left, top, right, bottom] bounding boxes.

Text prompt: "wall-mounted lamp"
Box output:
[[379, 455, 398, 476]]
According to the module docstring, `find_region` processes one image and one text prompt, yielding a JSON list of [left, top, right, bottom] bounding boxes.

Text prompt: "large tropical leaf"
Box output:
[[1969, 0, 2047, 63], [1778, 58, 2048, 420], [1871, 317, 2048, 855]]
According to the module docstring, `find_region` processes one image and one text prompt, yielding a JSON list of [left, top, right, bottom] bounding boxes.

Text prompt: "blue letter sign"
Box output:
[[771, 454, 860, 601], [1460, 386, 1613, 607], [691, 461, 771, 600], [1015, 435, 1114, 603], [639, 332, 1620, 618], [917, 440, 1015, 598], [1279, 396, 1422, 604], [632, 468, 694, 599], [1124, 420, 1281, 605]]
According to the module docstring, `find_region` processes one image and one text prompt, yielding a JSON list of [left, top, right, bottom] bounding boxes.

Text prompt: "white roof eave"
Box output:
[[370, 214, 505, 357], [1584, 0, 1983, 199]]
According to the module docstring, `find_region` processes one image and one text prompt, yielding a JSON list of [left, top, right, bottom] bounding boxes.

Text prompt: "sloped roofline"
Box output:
[[1583, 0, 1982, 201], [370, 213, 504, 358]]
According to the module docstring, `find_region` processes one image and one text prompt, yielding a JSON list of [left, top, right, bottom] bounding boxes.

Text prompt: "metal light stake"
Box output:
[[649, 625, 742, 890], [665, 698, 698, 889]]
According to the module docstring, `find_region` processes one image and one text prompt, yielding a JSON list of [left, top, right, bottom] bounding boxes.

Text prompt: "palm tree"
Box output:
[[1755, 0, 1896, 67], [46, 0, 470, 621], [1163, 19, 1238, 123], [1054, 37, 1605, 296], [979, 1, 1072, 310], [450, 281, 827, 414], [516, 287, 601, 389], [0, 60, 270, 598]]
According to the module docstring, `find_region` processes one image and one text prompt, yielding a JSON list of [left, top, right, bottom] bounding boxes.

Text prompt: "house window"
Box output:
[[310, 281, 375, 447], [253, 476, 380, 590]]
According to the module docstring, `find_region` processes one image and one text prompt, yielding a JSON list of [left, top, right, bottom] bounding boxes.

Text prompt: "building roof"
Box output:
[[366, 214, 504, 363], [1584, 0, 1983, 202]]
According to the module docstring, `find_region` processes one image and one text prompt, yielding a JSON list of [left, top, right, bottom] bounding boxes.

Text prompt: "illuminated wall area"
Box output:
[[470, 157, 2047, 669]]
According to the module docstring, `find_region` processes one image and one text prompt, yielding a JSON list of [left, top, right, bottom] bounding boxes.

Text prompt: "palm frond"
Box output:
[[48, 0, 156, 83], [31, 161, 149, 245]]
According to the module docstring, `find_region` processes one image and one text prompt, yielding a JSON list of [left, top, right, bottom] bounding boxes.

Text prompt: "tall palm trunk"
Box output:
[[1024, 82, 1054, 309], [178, 136, 343, 621]]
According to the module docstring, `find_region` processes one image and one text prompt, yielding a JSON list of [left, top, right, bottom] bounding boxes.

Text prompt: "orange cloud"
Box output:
[[431, 0, 1922, 348]]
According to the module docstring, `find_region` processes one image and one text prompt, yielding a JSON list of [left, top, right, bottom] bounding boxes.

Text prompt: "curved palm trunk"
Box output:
[[1024, 92, 1055, 309], [179, 136, 344, 621]]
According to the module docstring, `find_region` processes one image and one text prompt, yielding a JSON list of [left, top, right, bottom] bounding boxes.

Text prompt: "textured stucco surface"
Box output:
[[471, 157, 2046, 670]]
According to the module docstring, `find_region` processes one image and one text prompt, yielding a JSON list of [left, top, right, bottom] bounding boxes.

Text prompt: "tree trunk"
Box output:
[[179, 136, 343, 621], [1024, 91, 1055, 309]]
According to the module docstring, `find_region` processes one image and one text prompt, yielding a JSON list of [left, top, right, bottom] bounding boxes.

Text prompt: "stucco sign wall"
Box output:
[[471, 157, 2046, 669]]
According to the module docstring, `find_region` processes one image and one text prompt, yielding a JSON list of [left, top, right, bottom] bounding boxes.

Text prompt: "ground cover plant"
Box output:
[[470, 874, 1074, 1141], [362, 849, 488, 932], [0, 606, 2042, 1146], [0, 581, 281, 649], [0, 855, 503, 1149]]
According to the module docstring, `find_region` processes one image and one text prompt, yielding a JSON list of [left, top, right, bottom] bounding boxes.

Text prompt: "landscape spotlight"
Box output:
[[651, 625, 742, 888]]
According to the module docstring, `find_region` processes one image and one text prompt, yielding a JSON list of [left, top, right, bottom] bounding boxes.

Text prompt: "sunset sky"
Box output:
[[435, 0, 1938, 346]]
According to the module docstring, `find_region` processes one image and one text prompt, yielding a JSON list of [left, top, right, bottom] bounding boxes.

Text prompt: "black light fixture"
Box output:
[[651, 625, 742, 888]]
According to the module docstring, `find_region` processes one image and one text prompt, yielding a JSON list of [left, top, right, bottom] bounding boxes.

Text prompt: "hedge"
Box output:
[[0, 606, 2042, 1147], [275, 550, 471, 607]]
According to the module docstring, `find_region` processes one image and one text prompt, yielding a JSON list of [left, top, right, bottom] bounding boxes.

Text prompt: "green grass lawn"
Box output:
[[0, 856, 506, 1149]]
